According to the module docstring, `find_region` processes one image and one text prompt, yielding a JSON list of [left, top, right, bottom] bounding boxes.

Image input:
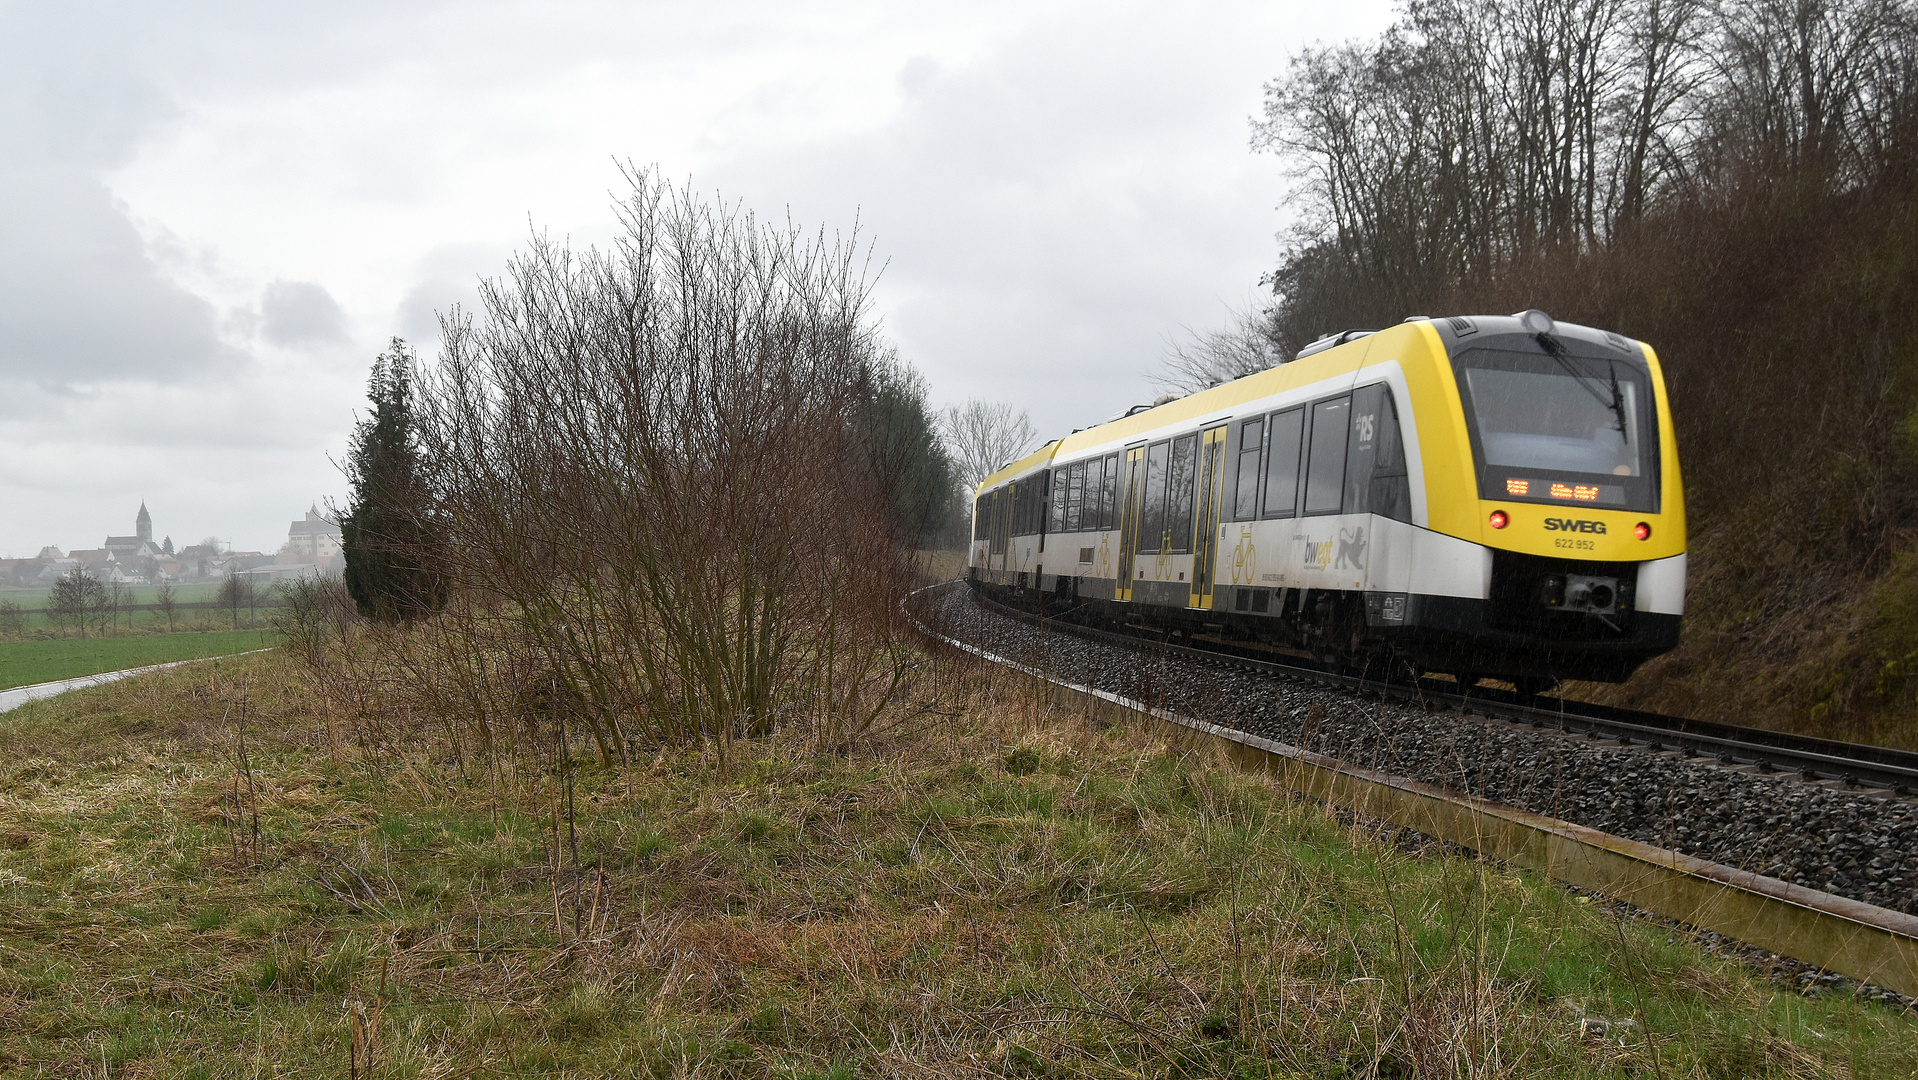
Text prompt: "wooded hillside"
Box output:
[[1253, 0, 1918, 740]]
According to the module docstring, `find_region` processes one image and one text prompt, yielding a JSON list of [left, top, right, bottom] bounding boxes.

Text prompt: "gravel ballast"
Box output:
[[924, 584, 1918, 918]]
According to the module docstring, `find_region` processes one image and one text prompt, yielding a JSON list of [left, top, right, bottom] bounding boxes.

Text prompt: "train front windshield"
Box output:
[[1453, 337, 1660, 512]]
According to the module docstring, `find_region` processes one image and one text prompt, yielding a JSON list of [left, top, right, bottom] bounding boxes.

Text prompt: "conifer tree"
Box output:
[[342, 338, 446, 622]]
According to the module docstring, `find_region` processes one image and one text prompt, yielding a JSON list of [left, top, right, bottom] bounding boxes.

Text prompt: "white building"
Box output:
[[285, 505, 343, 560]]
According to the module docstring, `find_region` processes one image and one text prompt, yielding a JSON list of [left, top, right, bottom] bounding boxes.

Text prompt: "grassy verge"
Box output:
[[0, 650, 1910, 1076], [0, 630, 277, 690]]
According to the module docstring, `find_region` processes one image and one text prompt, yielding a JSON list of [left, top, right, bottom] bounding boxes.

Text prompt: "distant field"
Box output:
[[0, 630, 277, 691], [0, 583, 226, 612]]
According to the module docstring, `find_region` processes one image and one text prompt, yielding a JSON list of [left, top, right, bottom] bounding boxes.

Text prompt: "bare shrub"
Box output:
[[272, 577, 357, 664], [401, 168, 933, 763]]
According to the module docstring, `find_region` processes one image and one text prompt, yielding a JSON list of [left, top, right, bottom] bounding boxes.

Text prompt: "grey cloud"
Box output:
[[260, 280, 348, 346], [0, 13, 240, 389], [713, 8, 1288, 437], [0, 169, 238, 387]]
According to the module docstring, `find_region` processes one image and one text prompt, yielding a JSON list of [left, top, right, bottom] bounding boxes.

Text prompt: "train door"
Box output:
[[1115, 445, 1146, 602], [1189, 424, 1228, 609], [990, 486, 1008, 574]]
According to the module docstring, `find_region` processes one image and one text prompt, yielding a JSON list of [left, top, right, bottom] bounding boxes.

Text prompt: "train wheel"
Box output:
[[1513, 676, 1556, 699]]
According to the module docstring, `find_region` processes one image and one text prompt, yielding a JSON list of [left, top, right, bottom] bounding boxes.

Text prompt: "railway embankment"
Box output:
[[3, 641, 1915, 1072], [928, 585, 1918, 922]]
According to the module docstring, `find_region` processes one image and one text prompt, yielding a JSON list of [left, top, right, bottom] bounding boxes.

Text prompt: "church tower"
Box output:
[[136, 501, 152, 543]]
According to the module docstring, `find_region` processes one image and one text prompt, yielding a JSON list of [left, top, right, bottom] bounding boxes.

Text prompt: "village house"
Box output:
[[7, 501, 341, 588]]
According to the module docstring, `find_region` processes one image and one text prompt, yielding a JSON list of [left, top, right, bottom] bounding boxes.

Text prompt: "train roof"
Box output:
[[976, 319, 1435, 492], [973, 313, 1649, 494]]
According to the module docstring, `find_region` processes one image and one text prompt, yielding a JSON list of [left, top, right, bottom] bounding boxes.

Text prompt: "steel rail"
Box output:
[[965, 587, 1918, 795], [906, 580, 1918, 999]]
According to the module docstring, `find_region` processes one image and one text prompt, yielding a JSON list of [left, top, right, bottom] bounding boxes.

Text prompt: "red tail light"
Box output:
[[1634, 521, 1652, 541], [1488, 510, 1509, 529]]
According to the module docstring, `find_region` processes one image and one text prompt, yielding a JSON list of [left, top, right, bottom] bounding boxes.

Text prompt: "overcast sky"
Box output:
[[0, 0, 1396, 557]]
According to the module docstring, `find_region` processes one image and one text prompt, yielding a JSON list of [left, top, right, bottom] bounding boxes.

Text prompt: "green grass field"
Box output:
[[0, 630, 277, 690]]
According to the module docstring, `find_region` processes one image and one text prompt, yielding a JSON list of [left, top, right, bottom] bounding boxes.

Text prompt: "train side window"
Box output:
[[1087, 456, 1099, 530], [1304, 395, 1352, 515], [1260, 407, 1305, 519], [1065, 461, 1086, 530], [1344, 385, 1381, 513], [1232, 417, 1264, 520], [1167, 433, 1198, 552], [1141, 440, 1171, 552], [1101, 452, 1120, 529], [1346, 383, 1412, 522], [1049, 468, 1068, 533]]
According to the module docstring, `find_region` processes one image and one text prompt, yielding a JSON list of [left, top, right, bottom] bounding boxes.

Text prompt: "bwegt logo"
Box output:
[[1542, 518, 1607, 534]]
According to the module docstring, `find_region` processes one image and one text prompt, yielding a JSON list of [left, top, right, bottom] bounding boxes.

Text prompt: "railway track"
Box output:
[[908, 579, 1918, 1002], [976, 591, 1918, 797]]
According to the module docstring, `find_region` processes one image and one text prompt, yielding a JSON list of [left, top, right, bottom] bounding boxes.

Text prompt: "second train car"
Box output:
[[967, 311, 1686, 688]]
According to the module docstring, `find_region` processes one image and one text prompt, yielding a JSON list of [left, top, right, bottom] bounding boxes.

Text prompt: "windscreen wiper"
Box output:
[[1606, 361, 1629, 443], [1536, 332, 1629, 444]]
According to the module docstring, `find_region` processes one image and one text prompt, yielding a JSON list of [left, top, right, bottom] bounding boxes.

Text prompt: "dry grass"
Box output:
[[0, 648, 1912, 1077], [911, 550, 968, 587]]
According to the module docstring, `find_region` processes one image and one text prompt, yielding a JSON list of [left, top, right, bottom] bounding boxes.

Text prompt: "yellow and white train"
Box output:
[[967, 311, 1685, 688]]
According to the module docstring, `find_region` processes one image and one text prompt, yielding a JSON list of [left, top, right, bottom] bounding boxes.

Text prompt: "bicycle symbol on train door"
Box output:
[[1230, 526, 1257, 586]]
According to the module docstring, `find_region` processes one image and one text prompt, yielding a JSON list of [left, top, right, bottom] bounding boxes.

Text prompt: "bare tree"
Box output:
[[0, 600, 23, 639], [939, 399, 1038, 496], [1254, 0, 1716, 329], [48, 567, 104, 639], [218, 572, 258, 631], [1701, 0, 1918, 184], [154, 582, 178, 634], [1152, 301, 1288, 393]]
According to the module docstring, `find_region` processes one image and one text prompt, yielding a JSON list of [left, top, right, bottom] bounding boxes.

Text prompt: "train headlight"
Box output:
[[1634, 521, 1652, 541], [1489, 510, 1509, 529], [1516, 309, 1556, 335]]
